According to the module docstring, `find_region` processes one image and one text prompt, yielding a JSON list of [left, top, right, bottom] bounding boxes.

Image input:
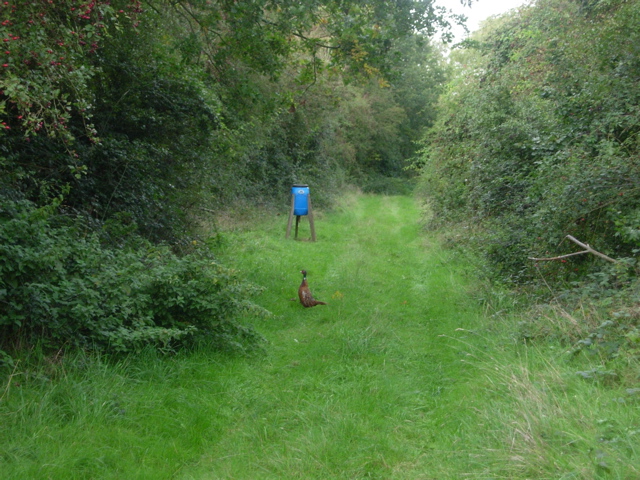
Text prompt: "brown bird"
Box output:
[[298, 270, 327, 308]]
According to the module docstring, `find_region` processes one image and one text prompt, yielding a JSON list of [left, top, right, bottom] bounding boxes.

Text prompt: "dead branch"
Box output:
[[528, 235, 618, 264]]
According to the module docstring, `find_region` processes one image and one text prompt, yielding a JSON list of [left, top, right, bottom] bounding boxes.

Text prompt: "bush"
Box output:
[[417, 0, 640, 288], [0, 198, 267, 358]]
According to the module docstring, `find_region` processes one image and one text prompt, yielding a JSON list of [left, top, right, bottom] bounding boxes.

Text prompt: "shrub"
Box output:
[[417, 0, 640, 288], [0, 198, 267, 358]]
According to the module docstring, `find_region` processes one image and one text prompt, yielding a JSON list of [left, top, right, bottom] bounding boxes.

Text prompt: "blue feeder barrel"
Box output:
[[292, 184, 310, 216]]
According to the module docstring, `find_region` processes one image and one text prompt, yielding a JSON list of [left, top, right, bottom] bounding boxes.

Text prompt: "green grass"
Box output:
[[1, 194, 639, 479]]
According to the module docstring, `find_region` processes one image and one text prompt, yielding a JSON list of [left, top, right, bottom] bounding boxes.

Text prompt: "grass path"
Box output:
[[173, 193, 639, 479], [180, 194, 489, 479]]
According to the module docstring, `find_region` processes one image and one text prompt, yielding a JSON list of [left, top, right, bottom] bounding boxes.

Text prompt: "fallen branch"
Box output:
[[529, 235, 618, 264]]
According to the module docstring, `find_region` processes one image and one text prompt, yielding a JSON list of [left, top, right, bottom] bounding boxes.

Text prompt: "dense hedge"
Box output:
[[0, 199, 266, 360], [418, 0, 640, 288]]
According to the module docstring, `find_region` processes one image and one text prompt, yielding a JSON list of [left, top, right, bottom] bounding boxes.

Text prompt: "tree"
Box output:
[[1, 0, 454, 357], [0, 0, 142, 140]]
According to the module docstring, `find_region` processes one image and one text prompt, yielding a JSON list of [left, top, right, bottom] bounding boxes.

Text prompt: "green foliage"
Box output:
[[0, 198, 266, 355], [418, 0, 640, 288], [361, 175, 415, 195], [2, 6, 224, 241], [0, 0, 142, 140], [71, 27, 221, 241]]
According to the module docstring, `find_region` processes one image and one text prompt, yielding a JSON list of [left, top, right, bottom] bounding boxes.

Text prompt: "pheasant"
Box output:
[[298, 270, 327, 307]]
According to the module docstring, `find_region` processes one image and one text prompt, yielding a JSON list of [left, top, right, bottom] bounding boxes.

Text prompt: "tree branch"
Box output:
[[529, 235, 618, 264], [259, 18, 341, 50]]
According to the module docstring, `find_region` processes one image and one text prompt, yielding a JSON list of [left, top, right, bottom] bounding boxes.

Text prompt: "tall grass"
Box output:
[[1, 194, 638, 479]]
